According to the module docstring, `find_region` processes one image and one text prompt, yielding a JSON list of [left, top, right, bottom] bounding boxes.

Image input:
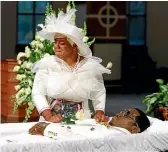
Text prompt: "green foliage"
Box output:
[[142, 79, 168, 115], [87, 38, 96, 47], [45, 3, 55, 16], [61, 112, 77, 124]]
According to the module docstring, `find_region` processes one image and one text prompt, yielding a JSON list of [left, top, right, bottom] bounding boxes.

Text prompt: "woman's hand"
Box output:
[[42, 109, 63, 123], [48, 114, 63, 123], [94, 110, 109, 122]]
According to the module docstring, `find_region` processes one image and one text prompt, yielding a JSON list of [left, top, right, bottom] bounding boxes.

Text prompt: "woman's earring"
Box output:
[[53, 47, 54, 51]]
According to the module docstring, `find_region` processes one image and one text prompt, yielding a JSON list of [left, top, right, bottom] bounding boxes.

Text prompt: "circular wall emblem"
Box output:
[[98, 5, 119, 28]]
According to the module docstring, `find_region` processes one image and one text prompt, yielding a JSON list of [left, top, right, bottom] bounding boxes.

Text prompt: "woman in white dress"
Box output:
[[31, 9, 111, 123]]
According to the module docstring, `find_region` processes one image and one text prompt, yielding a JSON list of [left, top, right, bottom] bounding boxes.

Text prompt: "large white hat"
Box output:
[[37, 9, 92, 57]]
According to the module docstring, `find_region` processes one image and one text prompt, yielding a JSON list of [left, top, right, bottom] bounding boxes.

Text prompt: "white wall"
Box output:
[[1, 1, 168, 69], [147, 1, 168, 68]]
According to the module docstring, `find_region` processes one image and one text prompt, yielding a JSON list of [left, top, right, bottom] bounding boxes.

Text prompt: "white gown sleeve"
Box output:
[[32, 69, 50, 114], [91, 87, 106, 112], [73, 57, 109, 112]]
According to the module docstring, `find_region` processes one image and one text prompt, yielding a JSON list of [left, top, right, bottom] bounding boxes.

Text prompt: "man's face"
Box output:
[[110, 109, 141, 133], [53, 33, 75, 59]]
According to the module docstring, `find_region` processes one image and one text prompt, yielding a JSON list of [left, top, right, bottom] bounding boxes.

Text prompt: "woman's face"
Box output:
[[53, 33, 76, 59]]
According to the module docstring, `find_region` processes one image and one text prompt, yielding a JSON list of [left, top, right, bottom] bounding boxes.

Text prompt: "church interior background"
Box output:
[[1, 1, 168, 122]]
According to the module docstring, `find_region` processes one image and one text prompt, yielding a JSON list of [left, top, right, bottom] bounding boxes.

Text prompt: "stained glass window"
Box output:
[[35, 15, 45, 29], [18, 15, 33, 44], [35, 1, 49, 13], [129, 17, 145, 45], [128, 1, 145, 15], [127, 1, 146, 45], [17, 1, 51, 44], [18, 1, 33, 13]]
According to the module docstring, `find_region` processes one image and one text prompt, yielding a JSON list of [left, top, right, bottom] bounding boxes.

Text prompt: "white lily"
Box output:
[[14, 85, 21, 91], [25, 87, 31, 95], [13, 65, 20, 72], [16, 88, 25, 99], [25, 46, 31, 58], [35, 35, 45, 42], [34, 48, 40, 53], [17, 52, 25, 60], [21, 61, 28, 69], [38, 43, 44, 49], [16, 74, 26, 81], [17, 60, 22, 65], [26, 62, 33, 70], [28, 79, 33, 87], [16, 95, 27, 105], [16, 74, 22, 81], [30, 40, 37, 48]]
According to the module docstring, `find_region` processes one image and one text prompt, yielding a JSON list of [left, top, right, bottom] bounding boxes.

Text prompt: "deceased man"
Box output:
[[29, 108, 150, 138]]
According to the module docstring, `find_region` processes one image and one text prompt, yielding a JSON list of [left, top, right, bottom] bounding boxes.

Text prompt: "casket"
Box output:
[[0, 117, 168, 152]]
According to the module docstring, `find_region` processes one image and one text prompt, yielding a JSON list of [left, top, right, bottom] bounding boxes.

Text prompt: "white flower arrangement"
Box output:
[[75, 109, 85, 120], [13, 2, 95, 122]]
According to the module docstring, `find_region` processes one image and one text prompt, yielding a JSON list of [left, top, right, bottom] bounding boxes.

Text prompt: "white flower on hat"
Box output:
[[83, 36, 89, 43], [78, 28, 83, 34], [70, 14, 76, 25], [75, 109, 85, 120], [37, 8, 92, 57], [106, 62, 113, 69], [37, 24, 44, 29], [66, 4, 71, 13], [13, 65, 20, 72], [17, 52, 25, 60]]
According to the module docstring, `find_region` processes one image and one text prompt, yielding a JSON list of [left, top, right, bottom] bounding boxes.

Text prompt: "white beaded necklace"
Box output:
[[71, 54, 80, 72]]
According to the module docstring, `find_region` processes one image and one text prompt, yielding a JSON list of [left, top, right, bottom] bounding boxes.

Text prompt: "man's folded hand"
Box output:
[[29, 122, 49, 135]]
